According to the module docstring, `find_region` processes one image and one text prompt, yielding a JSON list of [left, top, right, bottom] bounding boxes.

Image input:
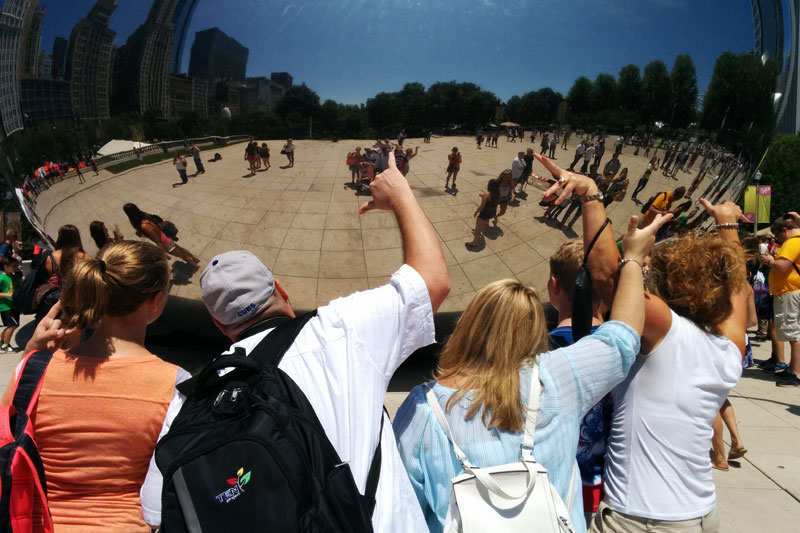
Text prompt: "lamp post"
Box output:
[[754, 170, 762, 235]]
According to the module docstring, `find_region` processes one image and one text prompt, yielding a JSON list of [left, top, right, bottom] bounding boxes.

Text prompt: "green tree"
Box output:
[[505, 95, 522, 122], [617, 64, 642, 114], [641, 60, 672, 124], [567, 76, 592, 117], [319, 99, 340, 135], [759, 133, 800, 221], [365, 91, 399, 134], [669, 54, 698, 128], [590, 74, 617, 113], [275, 84, 321, 121], [700, 51, 777, 155]]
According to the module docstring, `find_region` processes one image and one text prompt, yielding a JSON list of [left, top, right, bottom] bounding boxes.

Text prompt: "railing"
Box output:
[[92, 134, 251, 168]]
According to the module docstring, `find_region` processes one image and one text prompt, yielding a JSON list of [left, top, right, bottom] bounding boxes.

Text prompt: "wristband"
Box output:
[[714, 222, 738, 230]]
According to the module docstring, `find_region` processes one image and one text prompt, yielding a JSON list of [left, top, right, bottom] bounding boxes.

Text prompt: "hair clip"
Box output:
[[98, 259, 107, 274]]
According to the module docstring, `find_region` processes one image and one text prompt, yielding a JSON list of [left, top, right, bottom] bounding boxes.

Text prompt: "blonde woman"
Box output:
[[394, 173, 669, 533], [7, 241, 179, 532]]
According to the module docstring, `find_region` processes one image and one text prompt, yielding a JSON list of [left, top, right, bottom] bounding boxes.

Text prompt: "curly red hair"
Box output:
[[647, 233, 747, 330]]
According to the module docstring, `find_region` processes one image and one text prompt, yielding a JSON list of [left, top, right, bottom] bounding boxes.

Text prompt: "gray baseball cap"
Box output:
[[200, 251, 275, 326]]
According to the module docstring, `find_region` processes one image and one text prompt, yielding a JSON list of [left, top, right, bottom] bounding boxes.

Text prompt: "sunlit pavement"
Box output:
[[32, 135, 699, 312], [11, 136, 799, 531]]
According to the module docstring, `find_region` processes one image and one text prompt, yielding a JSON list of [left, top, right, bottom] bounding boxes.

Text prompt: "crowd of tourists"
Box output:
[[2, 131, 795, 533]]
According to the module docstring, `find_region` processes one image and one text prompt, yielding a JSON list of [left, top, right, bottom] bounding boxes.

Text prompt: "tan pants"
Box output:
[[589, 502, 719, 533]]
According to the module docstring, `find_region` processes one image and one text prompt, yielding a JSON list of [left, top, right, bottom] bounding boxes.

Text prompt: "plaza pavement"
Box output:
[[14, 134, 800, 531], [33, 134, 697, 312]]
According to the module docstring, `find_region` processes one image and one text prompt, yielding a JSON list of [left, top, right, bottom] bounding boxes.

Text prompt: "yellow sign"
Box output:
[[743, 185, 771, 224]]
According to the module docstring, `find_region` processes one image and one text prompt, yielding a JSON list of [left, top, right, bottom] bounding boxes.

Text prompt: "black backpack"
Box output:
[[12, 252, 50, 315], [148, 214, 179, 241], [155, 311, 382, 533], [640, 191, 667, 215]]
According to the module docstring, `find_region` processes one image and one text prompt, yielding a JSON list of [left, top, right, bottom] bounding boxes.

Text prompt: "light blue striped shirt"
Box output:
[[393, 321, 640, 533]]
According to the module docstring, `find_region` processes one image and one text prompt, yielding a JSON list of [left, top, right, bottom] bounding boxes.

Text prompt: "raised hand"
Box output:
[[698, 198, 745, 225], [621, 213, 673, 264], [358, 151, 414, 214], [534, 153, 598, 205], [24, 302, 76, 353]]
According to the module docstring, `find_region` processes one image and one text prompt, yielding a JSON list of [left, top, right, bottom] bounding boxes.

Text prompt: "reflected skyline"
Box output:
[[37, 0, 760, 104]]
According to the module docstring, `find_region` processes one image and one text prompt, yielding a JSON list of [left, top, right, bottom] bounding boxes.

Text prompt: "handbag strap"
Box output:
[[520, 364, 540, 462], [425, 385, 474, 470], [425, 384, 540, 501]]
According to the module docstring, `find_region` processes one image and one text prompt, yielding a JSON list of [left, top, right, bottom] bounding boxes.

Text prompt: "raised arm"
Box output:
[[360, 151, 450, 312], [698, 199, 749, 355], [535, 153, 674, 350]]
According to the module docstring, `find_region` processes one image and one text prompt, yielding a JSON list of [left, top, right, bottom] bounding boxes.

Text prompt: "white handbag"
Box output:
[[426, 365, 576, 533]]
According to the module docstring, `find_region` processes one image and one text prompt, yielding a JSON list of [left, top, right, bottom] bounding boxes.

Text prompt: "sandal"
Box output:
[[728, 448, 748, 460]]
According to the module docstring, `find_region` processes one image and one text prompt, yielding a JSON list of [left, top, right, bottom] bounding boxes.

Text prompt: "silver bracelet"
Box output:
[[618, 258, 644, 272], [714, 222, 739, 230]]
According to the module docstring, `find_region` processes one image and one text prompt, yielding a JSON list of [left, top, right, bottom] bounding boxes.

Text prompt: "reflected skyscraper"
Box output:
[[752, 0, 799, 134], [113, 0, 181, 117], [65, 0, 117, 119], [188, 27, 248, 81], [51, 36, 67, 79], [20, 4, 43, 77], [775, 0, 799, 134], [171, 0, 199, 74], [0, 0, 33, 138]]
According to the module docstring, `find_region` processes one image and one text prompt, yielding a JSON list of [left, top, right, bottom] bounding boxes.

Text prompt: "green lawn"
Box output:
[[104, 140, 247, 174]]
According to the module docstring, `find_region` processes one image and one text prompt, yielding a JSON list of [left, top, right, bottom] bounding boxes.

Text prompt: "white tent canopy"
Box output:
[[96, 139, 152, 157]]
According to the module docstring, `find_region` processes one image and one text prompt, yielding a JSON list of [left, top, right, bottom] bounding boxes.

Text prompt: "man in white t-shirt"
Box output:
[[568, 140, 586, 171], [139, 151, 450, 532]]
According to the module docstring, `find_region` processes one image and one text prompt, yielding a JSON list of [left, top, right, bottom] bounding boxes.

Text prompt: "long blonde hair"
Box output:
[[435, 280, 550, 432]]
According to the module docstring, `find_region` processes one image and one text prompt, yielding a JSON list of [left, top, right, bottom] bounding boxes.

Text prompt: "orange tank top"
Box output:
[[2, 350, 178, 532]]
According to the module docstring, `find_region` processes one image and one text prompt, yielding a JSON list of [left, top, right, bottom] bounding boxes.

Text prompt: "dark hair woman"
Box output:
[[123, 203, 200, 269], [35, 224, 88, 325], [89, 220, 124, 253]]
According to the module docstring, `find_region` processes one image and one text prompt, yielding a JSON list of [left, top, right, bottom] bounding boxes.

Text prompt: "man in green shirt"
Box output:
[[0, 257, 21, 352]]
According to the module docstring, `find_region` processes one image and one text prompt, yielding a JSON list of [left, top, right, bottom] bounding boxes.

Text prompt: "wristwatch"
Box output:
[[580, 191, 604, 203]]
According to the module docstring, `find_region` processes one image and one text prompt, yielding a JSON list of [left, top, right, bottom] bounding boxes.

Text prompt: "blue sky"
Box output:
[[41, 0, 759, 105]]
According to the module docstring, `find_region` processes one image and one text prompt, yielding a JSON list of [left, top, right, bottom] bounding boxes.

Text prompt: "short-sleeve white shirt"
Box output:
[[141, 265, 434, 532]]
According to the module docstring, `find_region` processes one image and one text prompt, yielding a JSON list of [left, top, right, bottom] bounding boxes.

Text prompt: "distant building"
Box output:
[[192, 77, 209, 119], [243, 76, 286, 114], [270, 72, 293, 91], [113, 0, 181, 117], [20, 4, 43, 77], [171, 0, 199, 74], [51, 36, 67, 79], [209, 80, 243, 117], [188, 27, 248, 81], [0, 0, 33, 139], [19, 78, 72, 127], [65, 0, 117, 120], [37, 51, 50, 78]]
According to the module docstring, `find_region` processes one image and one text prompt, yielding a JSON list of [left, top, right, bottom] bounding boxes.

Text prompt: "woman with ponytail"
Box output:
[[5, 241, 180, 532]]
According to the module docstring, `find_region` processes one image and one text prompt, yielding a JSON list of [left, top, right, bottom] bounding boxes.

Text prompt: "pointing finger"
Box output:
[[387, 151, 397, 170]]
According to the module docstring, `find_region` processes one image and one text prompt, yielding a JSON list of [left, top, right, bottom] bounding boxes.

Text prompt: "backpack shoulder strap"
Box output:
[[11, 351, 53, 418], [362, 408, 385, 515], [247, 310, 318, 367], [176, 310, 319, 397]]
